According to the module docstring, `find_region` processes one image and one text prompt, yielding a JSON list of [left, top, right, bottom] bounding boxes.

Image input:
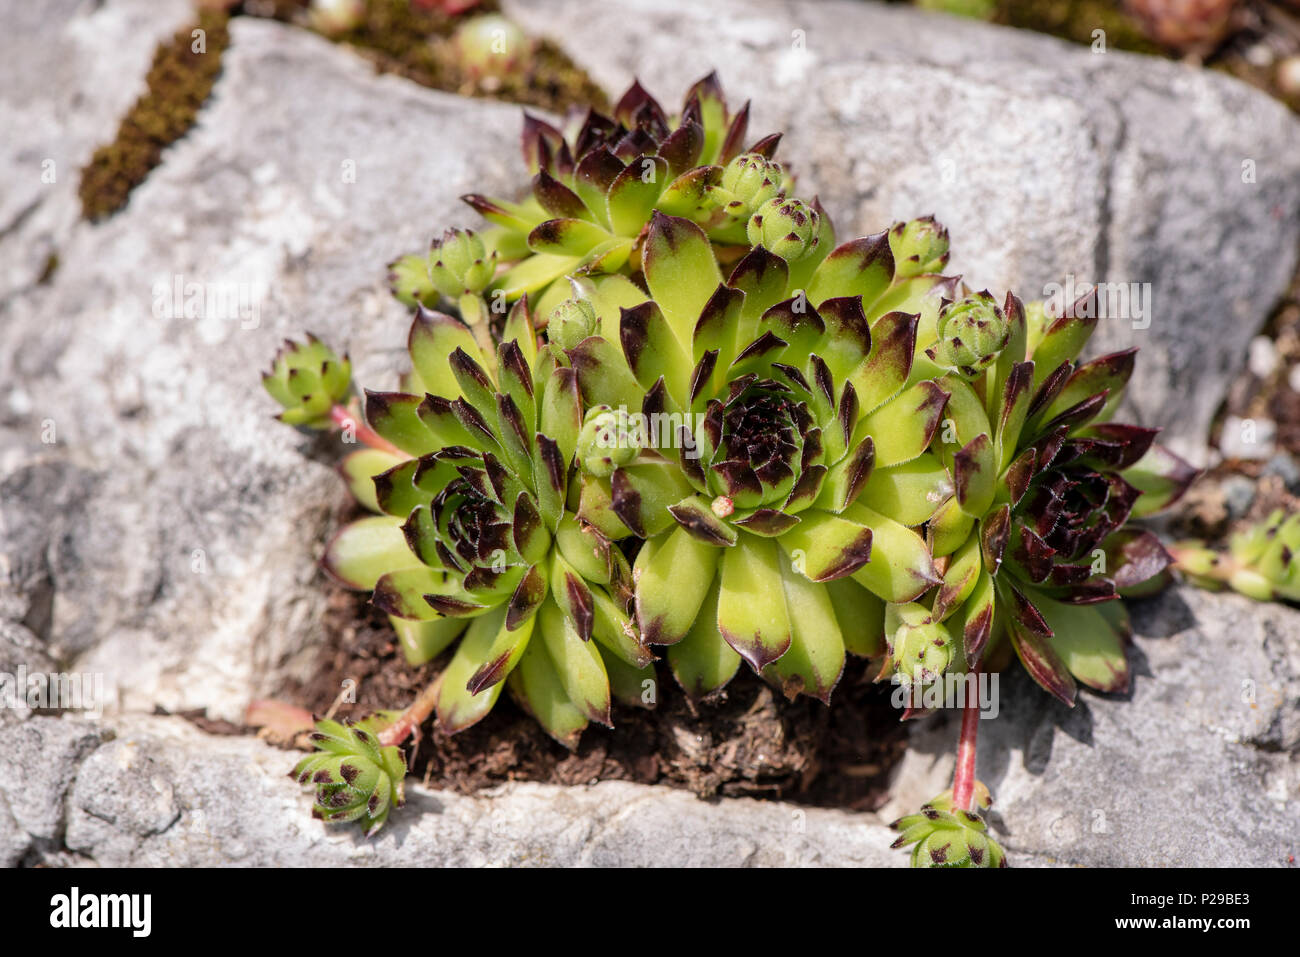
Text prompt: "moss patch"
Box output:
[[993, 0, 1162, 55], [78, 10, 231, 221], [272, 0, 608, 113], [76, 2, 606, 222]]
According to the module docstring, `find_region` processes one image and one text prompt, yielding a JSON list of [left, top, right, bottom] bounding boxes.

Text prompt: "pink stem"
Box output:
[[330, 403, 402, 457], [377, 676, 441, 748], [952, 668, 981, 812]]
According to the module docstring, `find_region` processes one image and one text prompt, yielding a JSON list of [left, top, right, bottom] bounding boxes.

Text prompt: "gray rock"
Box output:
[[1221, 474, 1260, 519], [0, 14, 526, 720], [505, 0, 1300, 462], [13, 586, 1296, 868], [0, 0, 196, 298], [64, 737, 181, 863], [40, 713, 902, 867], [1262, 451, 1300, 493], [0, 790, 29, 868], [0, 717, 106, 843], [889, 587, 1300, 867]]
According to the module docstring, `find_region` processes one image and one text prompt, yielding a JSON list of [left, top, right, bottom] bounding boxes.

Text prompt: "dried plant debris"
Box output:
[[282, 582, 907, 810]]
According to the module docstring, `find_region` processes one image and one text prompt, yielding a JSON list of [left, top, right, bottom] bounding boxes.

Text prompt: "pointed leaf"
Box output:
[[716, 536, 792, 671], [643, 212, 723, 351], [634, 526, 721, 646], [667, 576, 741, 699], [844, 503, 943, 602]]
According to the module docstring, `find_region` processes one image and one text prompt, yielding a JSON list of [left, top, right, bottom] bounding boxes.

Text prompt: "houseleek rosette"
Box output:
[[262, 335, 352, 429], [904, 288, 1197, 702], [317, 302, 654, 749], [891, 784, 1007, 868], [266, 72, 1225, 855], [1170, 509, 1300, 602], [389, 73, 784, 319], [563, 211, 961, 703], [290, 719, 406, 837]]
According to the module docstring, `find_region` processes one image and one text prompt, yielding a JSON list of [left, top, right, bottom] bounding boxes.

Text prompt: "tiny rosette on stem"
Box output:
[[927, 291, 1010, 380], [884, 601, 955, 687], [388, 227, 498, 309], [429, 227, 497, 299], [548, 297, 600, 353], [708, 152, 787, 241], [1172, 509, 1300, 602], [577, 405, 641, 477], [262, 334, 351, 428], [891, 786, 1007, 868], [888, 216, 949, 279], [290, 719, 406, 837], [746, 196, 821, 263]]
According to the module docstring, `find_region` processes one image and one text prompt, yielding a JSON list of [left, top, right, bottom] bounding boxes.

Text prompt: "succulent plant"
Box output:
[[450, 14, 531, 80], [560, 211, 961, 704], [898, 286, 1198, 704], [263, 335, 352, 429], [388, 73, 780, 319], [269, 73, 1217, 854], [1170, 509, 1300, 602], [290, 719, 406, 836], [318, 301, 655, 748], [891, 783, 1007, 868]]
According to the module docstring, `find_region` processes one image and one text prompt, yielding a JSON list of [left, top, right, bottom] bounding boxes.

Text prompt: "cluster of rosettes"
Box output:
[[267, 74, 1199, 843]]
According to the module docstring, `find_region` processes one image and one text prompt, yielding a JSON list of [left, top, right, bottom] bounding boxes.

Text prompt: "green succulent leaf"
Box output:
[[508, 636, 589, 749], [843, 503, 942, 602], [643, 212, 723, 350], [437, 606, 524, 733], [538, 598, 612, 727], [717, 535, 793, 671], [339, 449, 407, 513], [323, 516, 420, 591], [763, 548, 845, 703], [635, 525, 722, 645], [667, 576, 741, 699]]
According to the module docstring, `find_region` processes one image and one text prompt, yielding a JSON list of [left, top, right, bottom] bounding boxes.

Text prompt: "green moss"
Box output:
[[78, 10, 231, 221], [310, 0, 608, 113], [76, 2, 606, 222], [37, 252, 59, 286], [992, 0, 1162, 55]]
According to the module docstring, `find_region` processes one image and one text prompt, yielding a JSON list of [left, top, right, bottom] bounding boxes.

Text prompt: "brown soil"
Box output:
[[278, 577, 908, 811]]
